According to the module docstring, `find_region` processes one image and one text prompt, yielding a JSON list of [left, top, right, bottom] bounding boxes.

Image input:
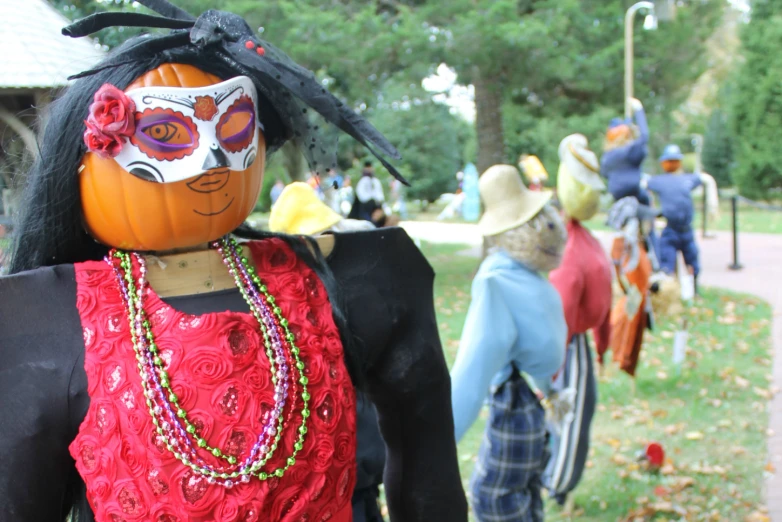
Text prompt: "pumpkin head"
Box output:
[[79, 63, 266, 251], [661, 159, 682, 173]]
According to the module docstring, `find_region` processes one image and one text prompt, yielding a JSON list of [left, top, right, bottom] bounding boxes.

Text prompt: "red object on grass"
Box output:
[[645, 442, 665, 468]]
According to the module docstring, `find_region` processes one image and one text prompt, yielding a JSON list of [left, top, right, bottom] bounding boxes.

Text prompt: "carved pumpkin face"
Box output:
[[79, 64, 266, 251]]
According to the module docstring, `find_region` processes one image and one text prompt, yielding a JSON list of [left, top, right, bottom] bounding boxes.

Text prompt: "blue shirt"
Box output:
[[450, 251, 567, 442], [601, 108, 649, 200], [647, 173, 702, 229]]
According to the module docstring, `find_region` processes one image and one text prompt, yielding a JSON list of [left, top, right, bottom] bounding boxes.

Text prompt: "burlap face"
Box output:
[[487, 204, 567, 273]]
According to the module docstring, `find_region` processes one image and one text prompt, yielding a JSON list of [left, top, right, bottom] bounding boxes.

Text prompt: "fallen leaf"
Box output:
[[611, 454, 630, 466], [754, 387, 773, 400], [661, 463, 676, 475], [670, 476, 695, 493], [657, 371, 668, 380], [606, 438, 622, 449], [654, 485, 669, 497], [765, 462, 776, 473], [686, 431, 705, 440], [735, 376, 750, 389], [649, 501, 688, 515], [665, 423, 685, 435], [745, 511, 770, 522]]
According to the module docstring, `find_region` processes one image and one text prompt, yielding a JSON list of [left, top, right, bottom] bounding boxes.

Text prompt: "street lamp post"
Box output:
[[625, 1, 655, 119], [625, 1, 676, 118]]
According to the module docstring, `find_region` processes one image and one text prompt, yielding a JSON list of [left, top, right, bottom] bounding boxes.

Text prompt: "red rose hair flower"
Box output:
[[83, 83, 136, 158]]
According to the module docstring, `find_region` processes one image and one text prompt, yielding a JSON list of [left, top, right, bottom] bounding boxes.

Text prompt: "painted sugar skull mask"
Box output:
[[108, 75, 261, 183], [79, 64, 266, 252]]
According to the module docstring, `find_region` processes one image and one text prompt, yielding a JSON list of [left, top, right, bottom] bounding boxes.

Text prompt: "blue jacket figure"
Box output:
[[601, 98, 650, 204], [647, 144, 702, 279]]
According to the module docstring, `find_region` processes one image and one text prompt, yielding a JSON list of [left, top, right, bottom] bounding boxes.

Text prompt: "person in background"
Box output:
[[269, 183, 386, 522], [306, 171, 325, 200], [390, 178, 408, 219], [646, 144, 703, 289], [340, 177, 355, 216], [324, 167, 344, 214], [451, 165, 567, 522], [270, 178, 285, 206], [351, 161, 385, 222]]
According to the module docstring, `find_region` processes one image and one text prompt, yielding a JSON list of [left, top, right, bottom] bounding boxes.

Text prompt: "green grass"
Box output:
[[421, 242, 774, 521]]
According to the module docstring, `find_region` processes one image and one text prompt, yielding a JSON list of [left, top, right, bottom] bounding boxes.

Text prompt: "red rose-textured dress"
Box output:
[[70, 239, 356, 522]]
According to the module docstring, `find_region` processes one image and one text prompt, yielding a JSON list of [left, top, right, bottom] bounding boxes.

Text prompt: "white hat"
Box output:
[[559, 134, 605, 190], [478, 165, 552, 237]]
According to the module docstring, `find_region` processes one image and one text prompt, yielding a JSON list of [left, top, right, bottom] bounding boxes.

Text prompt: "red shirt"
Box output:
[[549, 220, 613, 354], [69, 239, 355, 522]]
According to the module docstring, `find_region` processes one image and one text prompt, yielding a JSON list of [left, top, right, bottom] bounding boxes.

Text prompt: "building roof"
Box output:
[[0, 0, 105, 90]]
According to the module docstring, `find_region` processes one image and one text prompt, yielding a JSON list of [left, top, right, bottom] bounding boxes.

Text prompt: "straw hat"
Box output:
[[559, 134, 605, 190], [268, 182, 342, 235], [478, 165, 552, 237]]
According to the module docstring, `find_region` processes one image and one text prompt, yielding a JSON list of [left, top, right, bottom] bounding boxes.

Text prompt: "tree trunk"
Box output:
[[281, 141, 308, 182], [473, 68, 506, 174]]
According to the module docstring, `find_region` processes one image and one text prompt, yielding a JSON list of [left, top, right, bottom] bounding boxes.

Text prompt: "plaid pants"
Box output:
[[469, 372, 550, 522]]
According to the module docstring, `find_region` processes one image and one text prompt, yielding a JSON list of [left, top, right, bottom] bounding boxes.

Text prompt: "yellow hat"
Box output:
[[518, 154, 549, 182], [478, 165, 552, 237], [557, 134, 604, 221], [268, 182, 342, 236]]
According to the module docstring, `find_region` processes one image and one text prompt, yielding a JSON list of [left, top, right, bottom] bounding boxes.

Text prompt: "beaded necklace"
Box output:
[[106, 236, 310, 488]]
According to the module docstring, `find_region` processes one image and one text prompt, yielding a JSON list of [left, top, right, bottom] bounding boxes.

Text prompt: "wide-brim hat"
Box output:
[[659, 144, 684, 162], [559, 134, 605, 190], [268, 182, 342, 236], [478, 165, 552, 237]]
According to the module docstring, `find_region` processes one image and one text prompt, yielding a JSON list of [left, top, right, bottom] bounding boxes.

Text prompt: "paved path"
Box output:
[[401, 221, 782, 517]]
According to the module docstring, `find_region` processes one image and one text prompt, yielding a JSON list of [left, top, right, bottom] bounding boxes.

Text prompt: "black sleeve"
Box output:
[[328, 228, 468, 522], [0, 265, 85, 521]]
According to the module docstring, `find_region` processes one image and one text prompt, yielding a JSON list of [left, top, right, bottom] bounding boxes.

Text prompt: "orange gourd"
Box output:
[[79, 64, 266, 251]]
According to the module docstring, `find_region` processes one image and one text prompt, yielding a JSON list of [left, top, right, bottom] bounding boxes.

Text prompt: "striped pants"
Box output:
[[543, 333, 597, 504]]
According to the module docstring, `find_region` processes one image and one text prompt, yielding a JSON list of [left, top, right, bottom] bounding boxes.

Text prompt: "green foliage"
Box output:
[[730, 0, 782, 199], [361, 82, 468, 201], [702, 108, 734, 186]]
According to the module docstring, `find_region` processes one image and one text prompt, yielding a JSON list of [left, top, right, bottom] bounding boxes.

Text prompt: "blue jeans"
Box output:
[[659, 226, 700, 276]]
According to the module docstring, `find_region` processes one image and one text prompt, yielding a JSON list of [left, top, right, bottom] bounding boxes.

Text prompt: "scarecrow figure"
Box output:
[[0, 1, 467, 521], [451, 165, 567, 522], [603, 198, 656, 377], [602, 98, 660, 266], [544, 135, 612, 506], [646, 144, 703, 289]]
